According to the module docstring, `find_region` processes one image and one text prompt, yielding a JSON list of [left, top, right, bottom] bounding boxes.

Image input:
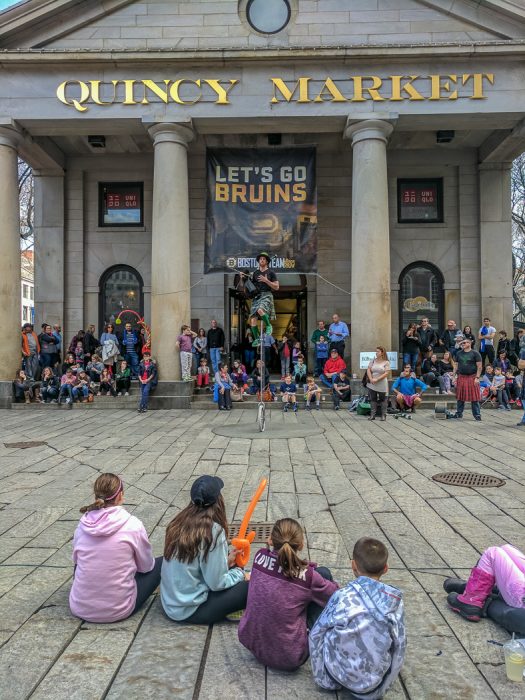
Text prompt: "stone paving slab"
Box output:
[[0, 408, 524, 698]]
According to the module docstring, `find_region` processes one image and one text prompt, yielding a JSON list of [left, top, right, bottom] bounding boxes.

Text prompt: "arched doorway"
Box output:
[[99, 265, 144, 330], [399, 262, 444, 341]]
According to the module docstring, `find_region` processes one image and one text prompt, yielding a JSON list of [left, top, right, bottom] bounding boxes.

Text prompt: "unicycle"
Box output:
[[256, 318, 266, 432]]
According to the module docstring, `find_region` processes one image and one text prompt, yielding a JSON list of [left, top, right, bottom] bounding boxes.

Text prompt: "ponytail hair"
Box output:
[[80, 473, 123, 513], [271, 518, 307, 579]]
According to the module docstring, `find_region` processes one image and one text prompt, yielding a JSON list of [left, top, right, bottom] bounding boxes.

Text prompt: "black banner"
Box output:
[[205, 147, 317, 273]]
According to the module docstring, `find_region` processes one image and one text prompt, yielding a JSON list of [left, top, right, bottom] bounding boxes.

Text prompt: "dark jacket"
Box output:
[[497, 338, 512, 356], [401, 333, 421, 354], [417, 326, 438, 350], [421, 358, 439, 375], [440, 329, 459, 349], [207, 327, 225, 349], [84, 331, 100, 355], [138, 360, 158, 387], [251, 366, 270, 387]]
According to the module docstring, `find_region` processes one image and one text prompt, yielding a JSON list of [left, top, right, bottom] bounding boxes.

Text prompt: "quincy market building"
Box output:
[[0, 0, 524, 404]]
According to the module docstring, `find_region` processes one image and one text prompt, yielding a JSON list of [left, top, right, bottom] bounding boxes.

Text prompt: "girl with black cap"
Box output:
[[161, 475, 249, 624]]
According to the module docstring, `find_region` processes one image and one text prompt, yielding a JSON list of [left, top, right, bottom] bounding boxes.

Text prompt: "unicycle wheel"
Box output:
[[257, 403, 266, 432]]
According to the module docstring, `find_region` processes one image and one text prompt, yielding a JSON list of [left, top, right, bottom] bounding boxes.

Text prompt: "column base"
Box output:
[[0, 381, 13, 409], [148, 380, 193, 409]]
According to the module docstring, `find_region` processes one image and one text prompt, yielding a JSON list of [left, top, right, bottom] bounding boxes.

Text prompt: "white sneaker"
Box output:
[[124, 391, 129, 396], [66, 397, 72, 404], [117, 392, 122, 396]]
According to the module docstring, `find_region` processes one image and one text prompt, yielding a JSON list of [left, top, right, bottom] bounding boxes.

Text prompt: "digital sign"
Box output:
[[99, 182, 144, 226], [397, 178, 443, 223]]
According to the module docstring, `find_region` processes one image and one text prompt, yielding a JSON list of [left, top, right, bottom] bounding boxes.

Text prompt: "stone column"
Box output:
[[344, 117, 395, 374], [479, 162, 513, 332], [34, 169, 65, 329], [148, 122, 194, 383], [0, 127, 22, 404]]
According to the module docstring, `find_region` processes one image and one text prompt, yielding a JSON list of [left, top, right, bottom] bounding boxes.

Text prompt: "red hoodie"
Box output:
[[323, 357, 346, 375]]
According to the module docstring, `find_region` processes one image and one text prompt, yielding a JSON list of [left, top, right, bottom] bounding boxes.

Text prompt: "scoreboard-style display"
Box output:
[[99, 182, 144, 227], [397, 178, 443, 223]]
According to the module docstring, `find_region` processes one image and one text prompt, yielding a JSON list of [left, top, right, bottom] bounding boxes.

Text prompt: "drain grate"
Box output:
[[229, 522, 273, 541], [4, 440, 48, 450], [432, 472, 505, 488]]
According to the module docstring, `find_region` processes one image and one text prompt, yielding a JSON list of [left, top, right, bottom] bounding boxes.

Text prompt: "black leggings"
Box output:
[[184, 580, 249, 625], [132, 556, 163, 614], [307, 566, 333, 629]]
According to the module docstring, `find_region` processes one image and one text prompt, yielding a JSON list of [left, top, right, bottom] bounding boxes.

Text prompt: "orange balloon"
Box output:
[[232, 478, 268, 567]]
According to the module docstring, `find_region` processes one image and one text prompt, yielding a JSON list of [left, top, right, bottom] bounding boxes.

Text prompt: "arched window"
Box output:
[[399, 262, 444, 340], [99, 265, 144, 330]]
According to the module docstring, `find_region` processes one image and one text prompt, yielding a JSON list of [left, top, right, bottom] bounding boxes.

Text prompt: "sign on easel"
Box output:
[[359, 352, 398, 370]]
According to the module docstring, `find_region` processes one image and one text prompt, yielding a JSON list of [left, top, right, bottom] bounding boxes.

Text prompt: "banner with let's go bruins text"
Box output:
[[205, 147, 317, 273]]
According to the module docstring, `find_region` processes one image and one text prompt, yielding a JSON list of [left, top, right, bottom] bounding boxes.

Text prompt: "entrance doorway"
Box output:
[[229, 274, 307, 373], [398, 262, 444, 342], [99, 265, 144, 331]]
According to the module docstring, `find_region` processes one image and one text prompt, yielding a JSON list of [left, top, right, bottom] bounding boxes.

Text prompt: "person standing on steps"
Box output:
[[248, 252, 279, 347], [451, 337, 482, 421], [207, 320, 225, 375], [366, 347, 391, 421], [328, 313, 349, 359]]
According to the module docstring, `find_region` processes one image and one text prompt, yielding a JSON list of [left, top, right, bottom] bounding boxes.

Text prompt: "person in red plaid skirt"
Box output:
[[451, 337, 483, 421]]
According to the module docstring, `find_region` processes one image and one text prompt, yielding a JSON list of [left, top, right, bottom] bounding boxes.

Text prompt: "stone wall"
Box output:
[[42, 0, 504, 51]]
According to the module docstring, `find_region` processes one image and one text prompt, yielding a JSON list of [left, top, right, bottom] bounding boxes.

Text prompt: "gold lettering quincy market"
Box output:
[[56, 78, 239, 112], [270, 73, 495, 103]]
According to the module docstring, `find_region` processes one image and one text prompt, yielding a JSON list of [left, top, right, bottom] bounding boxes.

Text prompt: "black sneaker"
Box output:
[[516, 422, 525, 427], [443, 578, 466, 594], [474, 416, 481, 421], [447, 592, 483, 622]]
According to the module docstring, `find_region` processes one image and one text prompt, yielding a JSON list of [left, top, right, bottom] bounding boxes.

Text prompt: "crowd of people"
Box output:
[[69, 472, 406, 698], [17, 321, 157, 413]]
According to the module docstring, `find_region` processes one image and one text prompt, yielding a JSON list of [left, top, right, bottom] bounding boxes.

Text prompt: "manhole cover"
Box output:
[[4, 441, 48, 449], [432, 472, 505, 488], [229, 522, 273, 541]]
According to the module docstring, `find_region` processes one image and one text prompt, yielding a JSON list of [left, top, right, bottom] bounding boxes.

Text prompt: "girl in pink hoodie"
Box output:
[[69, 473, 161, 623]]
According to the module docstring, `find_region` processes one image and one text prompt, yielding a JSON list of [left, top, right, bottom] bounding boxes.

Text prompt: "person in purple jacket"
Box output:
[[69, 473, 161, 623], [238, 517, 339, 671]]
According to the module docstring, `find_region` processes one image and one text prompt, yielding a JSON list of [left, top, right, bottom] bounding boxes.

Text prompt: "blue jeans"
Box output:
[[244, 349, 255, 371], [320, 374, 334, 388], [59, 384, 74, 401], [139, 382, 151, 410], [73, 385, 89, 401], [209, 347, 221, 374], [125, 350, 140, 378], [403, 352, 419, 371], [456, 400, 481, 419], [519, 410, 525, 425]]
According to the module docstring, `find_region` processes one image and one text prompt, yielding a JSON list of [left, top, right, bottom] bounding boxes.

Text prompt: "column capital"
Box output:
[[146, 121, 194, 148], [344, 114, 397, 146], [0, 124, 23, 151]]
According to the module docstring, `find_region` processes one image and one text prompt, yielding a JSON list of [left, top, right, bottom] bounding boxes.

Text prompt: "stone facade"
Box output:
[[0, 0, 524, 397]]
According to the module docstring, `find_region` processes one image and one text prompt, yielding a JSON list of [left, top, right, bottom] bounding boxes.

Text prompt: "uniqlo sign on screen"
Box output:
[[398, 179, 443, 223]]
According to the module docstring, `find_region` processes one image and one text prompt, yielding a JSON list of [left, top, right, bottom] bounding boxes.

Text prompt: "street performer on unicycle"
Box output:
[[249, 252, 279, 347]]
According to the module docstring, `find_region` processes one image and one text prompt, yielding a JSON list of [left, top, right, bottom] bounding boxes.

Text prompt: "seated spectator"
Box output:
[[86, 354, 104, 384], [320, 349, 346, 388], [293, 355, 307, 386], [40, 366, 60, 403], [196, 357, 210, 390], [70, 473, 160, 623], [13, 369, 40, 403], [74, 371, 92, 403], [305, 375, 322, 410], [489, 366, 510, 410], [68, 329, 85, 355], [215, 363, 232, 411], [453, 333, 465, 359], [392, 366, 428, 412], [238, 517, 338, 671], [505, 369, 518, 402], [99, 367, 117, 397], [437, 351, 456, 394], [494, 350, 511, 373], [115, 360, 131, 396], [59, 368, 77, 405], [74, 340, 85, 368], [62, 352, 80, 376], [421, 354, 446, 394], [251, 359, 270, 395], [292, 341, 302, 366], [315, 335, 329, 378], [230, 359, 248, 390], [332, 370, 351, 410], [480, 364, 494, 387], [280, 374, 298, 413], [309, 538, 405, 697]]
